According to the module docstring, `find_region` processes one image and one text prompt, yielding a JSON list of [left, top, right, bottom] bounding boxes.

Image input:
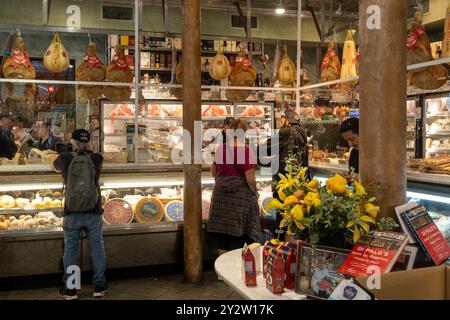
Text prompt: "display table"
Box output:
[[214, 248, 307, 300]]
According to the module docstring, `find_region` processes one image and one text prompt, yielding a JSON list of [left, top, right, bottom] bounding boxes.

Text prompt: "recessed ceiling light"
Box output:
[[275, 7, 285, 15]]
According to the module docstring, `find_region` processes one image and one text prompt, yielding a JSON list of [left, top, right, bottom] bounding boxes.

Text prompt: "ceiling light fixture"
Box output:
[[275, 0, 285, 15]]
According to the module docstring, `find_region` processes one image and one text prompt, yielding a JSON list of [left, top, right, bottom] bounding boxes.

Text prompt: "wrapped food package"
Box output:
[[340, 30, 358, 86], [226, 50, 256, 103], [320, 41, 341, 84], [104, 45, 133, 101], [277, 45, 296, 85], [209, 47, 231, 80], [0, 195, 15, 209], [103, 198, 134, 224], [76, 42, 106, 99], [43, 33, 70, 73], [2, 36, 36, 102], [407, 10, 447, 90]]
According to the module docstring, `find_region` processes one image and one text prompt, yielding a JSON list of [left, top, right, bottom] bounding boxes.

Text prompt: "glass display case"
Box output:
[[100, 100, 273, 165], [424, 94, 450, 159], [0, 171, 273, 278]]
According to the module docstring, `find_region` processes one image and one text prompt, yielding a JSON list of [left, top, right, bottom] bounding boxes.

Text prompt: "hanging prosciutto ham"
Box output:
[[104, 45, 133, 101], [226, 49, 256, 103], [320, 41, 341, 84], [407, 10, 447, 90], [76, 42, 106, 99], [2, 36, 36, 102]]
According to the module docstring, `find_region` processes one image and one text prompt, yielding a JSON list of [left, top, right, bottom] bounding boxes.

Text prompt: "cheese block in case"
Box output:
[[103, 198, 134, 225], [165, 200, 184, 221], [134, 197, 165, 223]]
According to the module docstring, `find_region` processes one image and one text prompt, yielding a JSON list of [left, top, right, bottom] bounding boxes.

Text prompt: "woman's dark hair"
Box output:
[[340, 117, 359, 135]]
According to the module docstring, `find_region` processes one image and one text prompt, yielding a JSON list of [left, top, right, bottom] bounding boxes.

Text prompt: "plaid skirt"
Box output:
[[207, 176, 262, 243]]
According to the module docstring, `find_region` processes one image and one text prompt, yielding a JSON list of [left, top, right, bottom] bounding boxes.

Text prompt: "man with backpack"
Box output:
[[53, 129, 107, 300]]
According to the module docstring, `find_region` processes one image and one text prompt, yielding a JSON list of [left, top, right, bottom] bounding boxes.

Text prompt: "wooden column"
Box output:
[[359, 1, 407, 218], [182, 0, 203, 283]]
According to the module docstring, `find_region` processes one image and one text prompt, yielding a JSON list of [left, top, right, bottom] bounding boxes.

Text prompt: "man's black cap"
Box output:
[[72, 129, 90, 142]]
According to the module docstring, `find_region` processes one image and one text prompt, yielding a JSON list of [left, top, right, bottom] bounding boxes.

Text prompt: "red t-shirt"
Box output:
[[214, 144, 257, 177]]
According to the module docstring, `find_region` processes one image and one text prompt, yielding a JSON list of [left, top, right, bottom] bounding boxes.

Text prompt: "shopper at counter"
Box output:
[[211, 116, 234, 144], [339, 117, 359, 174], [0, 118, 18, 160], [53, 129, 107, 300], [207, 119, 262, 257], [35, 120, 63, 151]]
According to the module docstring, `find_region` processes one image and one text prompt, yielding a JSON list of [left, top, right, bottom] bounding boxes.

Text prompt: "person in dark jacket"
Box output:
[[0, 118, 18, 160], [35, 120, 63, 151], [339, 117, 359, 174], [53, 129, 107, 300]]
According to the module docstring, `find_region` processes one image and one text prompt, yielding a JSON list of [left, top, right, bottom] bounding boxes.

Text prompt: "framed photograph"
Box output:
[[392, 245, 418, 271], [295, 243, 350, 300]]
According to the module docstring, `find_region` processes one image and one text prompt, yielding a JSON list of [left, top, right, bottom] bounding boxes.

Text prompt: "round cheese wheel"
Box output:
[[202, 199, 211, 220], [164, 200, 184, 222], [103, 198, 134, 225], [134, 197, 165, 223]]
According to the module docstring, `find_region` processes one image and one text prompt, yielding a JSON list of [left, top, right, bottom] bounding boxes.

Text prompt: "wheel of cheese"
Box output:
[[202, 199, 211, 220], [134, 197, 165, 223], [103, 198, 134, 225], [164, 200, 184, 221]]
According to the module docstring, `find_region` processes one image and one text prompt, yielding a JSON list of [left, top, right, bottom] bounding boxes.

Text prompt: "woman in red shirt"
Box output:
[[207, 119, 262, 256]]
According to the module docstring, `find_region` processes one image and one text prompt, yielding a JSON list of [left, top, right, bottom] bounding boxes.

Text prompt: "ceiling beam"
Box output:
[[234, 1, 249, 37]]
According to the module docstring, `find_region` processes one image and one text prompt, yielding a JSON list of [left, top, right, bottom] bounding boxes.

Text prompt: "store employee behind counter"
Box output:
[[35, 120, 63, 151], [339, 117, 359, 174]]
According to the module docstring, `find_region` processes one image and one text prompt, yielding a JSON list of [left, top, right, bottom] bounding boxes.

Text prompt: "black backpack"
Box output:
[[64, 152, 99, 213]]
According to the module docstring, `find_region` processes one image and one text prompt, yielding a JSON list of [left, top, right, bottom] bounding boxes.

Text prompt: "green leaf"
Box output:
[[346, 221, 355, 229], [360, 222, 370, 233]]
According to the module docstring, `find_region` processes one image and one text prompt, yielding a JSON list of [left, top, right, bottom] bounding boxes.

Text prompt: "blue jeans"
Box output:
[[63, 213, 107, 287]]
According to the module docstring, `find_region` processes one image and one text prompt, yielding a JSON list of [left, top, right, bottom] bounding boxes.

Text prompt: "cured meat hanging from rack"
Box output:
[[209, 46, 231, 81], [43, 33, 70, 73], [277, 45, 296, 85], [104, 45, 133, 101], [320, 40, 341, 85], [2, 36, 36, 103], [340, 30, 358, 87], [226, 49, 256, 103], [407, 10, 447, 90], [76, 42, 106, 99]]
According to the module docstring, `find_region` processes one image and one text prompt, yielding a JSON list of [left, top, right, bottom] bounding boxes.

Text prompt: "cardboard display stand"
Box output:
[[356, 265, 450, 300]]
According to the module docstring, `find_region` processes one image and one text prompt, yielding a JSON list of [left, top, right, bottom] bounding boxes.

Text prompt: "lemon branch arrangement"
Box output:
[[265, 164, 380, 246]]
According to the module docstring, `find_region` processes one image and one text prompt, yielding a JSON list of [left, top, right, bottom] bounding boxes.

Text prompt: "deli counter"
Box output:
[[0, 169, 274, 279], [0, 99, 275, 280]]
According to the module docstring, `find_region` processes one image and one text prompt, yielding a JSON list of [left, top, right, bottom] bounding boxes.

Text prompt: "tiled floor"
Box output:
[[0, 271, 243, 300]]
